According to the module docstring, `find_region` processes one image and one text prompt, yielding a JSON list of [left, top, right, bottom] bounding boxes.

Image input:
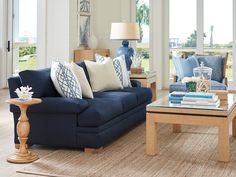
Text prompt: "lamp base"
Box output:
[[116, 40, 134, 71]]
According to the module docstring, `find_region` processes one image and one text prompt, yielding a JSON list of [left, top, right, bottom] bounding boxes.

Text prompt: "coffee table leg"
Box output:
[[232, 116, 236, 137], [218, 123, 230, 162], [146, 113, 158, 155], [173, 124, 181, 133]]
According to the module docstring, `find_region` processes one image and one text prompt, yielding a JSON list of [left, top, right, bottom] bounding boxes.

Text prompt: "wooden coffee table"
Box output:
[[146, 94, 236, 162]]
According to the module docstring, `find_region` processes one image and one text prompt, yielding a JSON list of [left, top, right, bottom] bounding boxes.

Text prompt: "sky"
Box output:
[[169, 0, 233, 45], [140, 0, 233, 45], [18, 0, 37, 39]]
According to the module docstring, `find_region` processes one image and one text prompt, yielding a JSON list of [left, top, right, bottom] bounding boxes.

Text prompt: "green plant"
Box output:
[[19, 47, 36, 57], [136, 0, 149, 43], [136, 48, 150, 59]]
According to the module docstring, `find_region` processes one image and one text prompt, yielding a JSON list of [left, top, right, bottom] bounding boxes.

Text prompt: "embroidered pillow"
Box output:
[[50, 61, 82, 99], [95, 54, 132, 87]]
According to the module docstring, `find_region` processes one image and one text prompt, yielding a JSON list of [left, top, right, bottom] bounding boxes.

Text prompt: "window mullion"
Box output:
[[196, 0, 204, 54]]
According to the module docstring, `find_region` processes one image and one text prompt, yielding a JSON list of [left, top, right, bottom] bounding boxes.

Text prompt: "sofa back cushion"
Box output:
[[75, 61, 91, 83], [172, 56, 199, 82], [19, 68, 59, 98], [196, 55, 225, 83]]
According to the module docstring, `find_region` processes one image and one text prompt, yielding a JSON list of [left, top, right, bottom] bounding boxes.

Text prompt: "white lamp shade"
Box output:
[[110, 22, 140, 40]]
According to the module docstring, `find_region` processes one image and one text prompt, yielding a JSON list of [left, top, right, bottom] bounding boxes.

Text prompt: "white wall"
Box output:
[[92, 0, 133, 57], [46, 0, 78, 66]]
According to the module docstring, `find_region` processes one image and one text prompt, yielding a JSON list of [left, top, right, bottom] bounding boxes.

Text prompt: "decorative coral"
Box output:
[[15, 86, 34, 101]]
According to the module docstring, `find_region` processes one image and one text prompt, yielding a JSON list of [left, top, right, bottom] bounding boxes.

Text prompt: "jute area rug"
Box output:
[[17, 123, 236, 177]]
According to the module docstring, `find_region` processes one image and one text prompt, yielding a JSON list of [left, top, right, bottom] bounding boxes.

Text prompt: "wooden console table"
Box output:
[[6, 98, 42, 163], [130, 71, 157, 101], [74, 49, 110, 62]]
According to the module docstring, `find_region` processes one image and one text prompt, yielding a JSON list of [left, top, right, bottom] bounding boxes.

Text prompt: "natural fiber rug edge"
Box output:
[[16, 170, 75, 177]]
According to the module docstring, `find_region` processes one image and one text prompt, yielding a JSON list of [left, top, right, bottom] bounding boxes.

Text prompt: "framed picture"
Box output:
[[79, 15, 90, 47], [79, 0, 90, 13], [77, 0, 91, 47]]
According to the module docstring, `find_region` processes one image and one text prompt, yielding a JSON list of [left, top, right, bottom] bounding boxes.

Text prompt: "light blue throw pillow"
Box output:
[[196, 55, 224, 83], [172, 56, 199, 82]]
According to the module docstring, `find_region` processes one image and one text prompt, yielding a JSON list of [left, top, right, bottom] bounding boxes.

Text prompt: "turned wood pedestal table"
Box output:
[[6, 98, 42, 164], [146, 94, 236, 162]]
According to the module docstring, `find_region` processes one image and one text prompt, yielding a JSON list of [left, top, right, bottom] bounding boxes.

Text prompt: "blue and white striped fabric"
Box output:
[[50, 61, 82, 99]]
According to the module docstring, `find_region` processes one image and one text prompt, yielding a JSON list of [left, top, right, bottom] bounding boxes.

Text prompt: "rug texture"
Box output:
[[17, 123, 236, 177]]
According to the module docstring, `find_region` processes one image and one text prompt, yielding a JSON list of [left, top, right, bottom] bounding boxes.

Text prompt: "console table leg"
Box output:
[[232, 116, 236, 137], [218, 123, 230, 162], [146, 113, 158, 155]]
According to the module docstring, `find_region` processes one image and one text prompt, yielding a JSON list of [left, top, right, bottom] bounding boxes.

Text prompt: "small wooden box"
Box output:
[[130, 68, 143, 74]]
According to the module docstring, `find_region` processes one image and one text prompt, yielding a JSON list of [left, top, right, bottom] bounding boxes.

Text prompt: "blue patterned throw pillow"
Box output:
[[50, 61, 82, 99]]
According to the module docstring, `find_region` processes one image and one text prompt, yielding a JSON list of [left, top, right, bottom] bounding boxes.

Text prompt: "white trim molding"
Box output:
[[196, 0, 204, 54], [37, 0, 47, 69], [231, 0, 236, 90], [150, 0, 169, 90]]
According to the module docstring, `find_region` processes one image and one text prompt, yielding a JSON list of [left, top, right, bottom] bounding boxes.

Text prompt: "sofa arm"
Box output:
[[130, 80, 141, 87], [10, 97, 89, 113]]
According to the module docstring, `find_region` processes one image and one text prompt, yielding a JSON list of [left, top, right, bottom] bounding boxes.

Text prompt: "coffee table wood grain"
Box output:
[[146, 94, 236, 162]]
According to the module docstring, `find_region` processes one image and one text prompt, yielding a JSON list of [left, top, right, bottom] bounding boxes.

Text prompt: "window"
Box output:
[[169, 0, 234, 82], [169, 0, 196, 77], [204, 0, 233, 80], [136, 0, 150, 71], [13, 0, 37, 73]]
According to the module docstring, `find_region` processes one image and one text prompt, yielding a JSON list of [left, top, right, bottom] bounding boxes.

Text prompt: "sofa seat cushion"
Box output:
[[119, 87, 152, 104], [169, 80, 227, 93], [93, 91, 138, 112], [78, 98, 124, 127]]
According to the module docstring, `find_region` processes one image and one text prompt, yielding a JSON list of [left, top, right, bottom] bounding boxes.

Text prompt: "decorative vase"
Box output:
[[88, 34, 98, 50], [186, 82, 197, 92], [193, 62, 212, 92]]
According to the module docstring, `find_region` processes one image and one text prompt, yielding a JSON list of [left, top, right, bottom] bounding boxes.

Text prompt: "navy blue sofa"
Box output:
[[8, 61, 152, 149]]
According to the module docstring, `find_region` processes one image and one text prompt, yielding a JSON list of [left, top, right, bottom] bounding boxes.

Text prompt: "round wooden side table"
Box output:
[[6, 98, 42, 164]]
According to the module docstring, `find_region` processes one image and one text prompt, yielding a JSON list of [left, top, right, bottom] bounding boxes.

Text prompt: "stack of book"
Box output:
[[169, 92, 186, 104], [181, 92, 220, 108]]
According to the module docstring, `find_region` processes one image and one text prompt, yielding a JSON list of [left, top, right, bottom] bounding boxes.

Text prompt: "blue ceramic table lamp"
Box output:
[[110, 22, 140, 70]]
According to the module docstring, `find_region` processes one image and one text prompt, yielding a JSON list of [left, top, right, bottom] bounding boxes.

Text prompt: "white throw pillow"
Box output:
[[85, 59, 123, 92], [95, 54, 132, 87], [50, 61, 82, 99], [67, 62, 94, 99]]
